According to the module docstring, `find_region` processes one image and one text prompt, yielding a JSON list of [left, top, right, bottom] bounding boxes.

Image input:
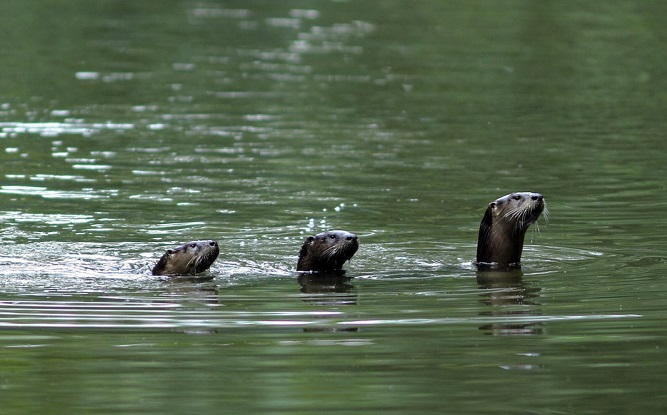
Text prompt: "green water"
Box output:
[[1, 1, 667, 414]]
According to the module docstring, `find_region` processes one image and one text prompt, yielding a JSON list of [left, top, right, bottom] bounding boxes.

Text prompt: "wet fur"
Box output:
[[152, 240, 220, 276], [476, 192, 545, 268], [297, 230, 359, 272]]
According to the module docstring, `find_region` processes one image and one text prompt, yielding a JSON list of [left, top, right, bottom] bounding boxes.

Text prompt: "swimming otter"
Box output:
[[297, 230, 359, 273], [476, 192, 545, 268], [152, 240, 220, 276]]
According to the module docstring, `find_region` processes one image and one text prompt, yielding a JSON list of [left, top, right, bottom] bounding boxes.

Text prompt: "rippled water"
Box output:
[[2, 1, 667, 414]]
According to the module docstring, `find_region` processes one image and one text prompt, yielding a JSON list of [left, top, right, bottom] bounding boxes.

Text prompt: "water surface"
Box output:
[[1, 1, 667, 414]]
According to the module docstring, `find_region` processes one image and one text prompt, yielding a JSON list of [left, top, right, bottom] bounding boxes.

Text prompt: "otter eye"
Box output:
[[512, 195, 522, 200], [190, 244, 197, 248], [329, 234, 336, 239]]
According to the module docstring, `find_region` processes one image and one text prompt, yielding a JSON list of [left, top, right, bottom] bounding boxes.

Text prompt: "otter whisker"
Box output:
[[505, 206, 528, 224], [506, 207, 529, 233], [186, 257, 197, 268]]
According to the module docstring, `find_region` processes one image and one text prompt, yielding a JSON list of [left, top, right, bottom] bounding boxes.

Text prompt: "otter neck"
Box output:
[[477, 216, 528, 267], [490, 226, 526, 265]]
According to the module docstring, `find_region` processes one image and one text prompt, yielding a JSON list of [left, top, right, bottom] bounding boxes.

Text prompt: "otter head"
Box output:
[[476, 192, 545, 268], [297, 230, 359, 272], [152, 240, 220, 276]]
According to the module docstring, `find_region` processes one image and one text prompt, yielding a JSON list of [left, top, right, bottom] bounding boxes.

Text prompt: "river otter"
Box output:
[[152, 240, 220, 276], [476, 192, 546, 268], [297, 230, 359, 273]]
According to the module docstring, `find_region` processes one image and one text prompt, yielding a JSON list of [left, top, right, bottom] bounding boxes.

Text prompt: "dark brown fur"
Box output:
[[297, 230, 359, 272], [152, 240, 220, 276], [476, 192, 545, 268]]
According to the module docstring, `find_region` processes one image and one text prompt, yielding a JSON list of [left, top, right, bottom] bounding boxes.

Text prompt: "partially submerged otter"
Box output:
[[152, 240, 220, 276], [476, 192, 546, 268], [297, 230, 359, 273]]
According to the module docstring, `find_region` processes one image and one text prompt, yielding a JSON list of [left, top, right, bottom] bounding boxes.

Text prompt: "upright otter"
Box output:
[[152, 240, 220, 276], [297, 230, 359, 273], [476, 192, 546, 268]]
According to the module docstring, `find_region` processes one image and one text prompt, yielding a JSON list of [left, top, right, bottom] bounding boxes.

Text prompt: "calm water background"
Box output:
[[1, 1, 666, 414]]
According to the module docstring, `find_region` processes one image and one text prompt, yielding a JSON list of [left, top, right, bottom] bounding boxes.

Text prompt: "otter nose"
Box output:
[[346, 233, 358, 241], [531, 193, 543, 201], [209, 241, 217, 246]]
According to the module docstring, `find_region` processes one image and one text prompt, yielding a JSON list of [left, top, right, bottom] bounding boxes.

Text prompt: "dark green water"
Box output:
[[1, 1, 667, 414]]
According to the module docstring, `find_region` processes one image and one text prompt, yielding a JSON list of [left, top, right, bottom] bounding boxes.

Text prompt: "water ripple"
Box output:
[[0, 121, 133, 137]]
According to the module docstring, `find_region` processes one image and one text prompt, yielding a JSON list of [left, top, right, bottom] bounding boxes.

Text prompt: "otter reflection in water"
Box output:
[[297, 230, 359, 273], [152, 240, 219, 277], [476, 192, 546, 269], [477, 268, 544, 337]]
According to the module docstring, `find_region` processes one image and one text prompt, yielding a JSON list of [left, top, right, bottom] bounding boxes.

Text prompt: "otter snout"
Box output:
[[530, 193, 545, 210]]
